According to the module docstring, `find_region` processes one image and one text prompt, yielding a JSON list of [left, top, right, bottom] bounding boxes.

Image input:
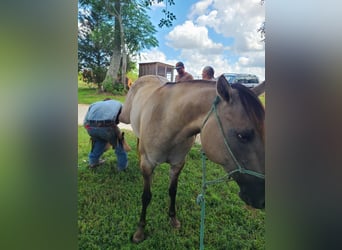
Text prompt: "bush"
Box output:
[[102, 78, 126, 95], [93, 66, 107, 84]]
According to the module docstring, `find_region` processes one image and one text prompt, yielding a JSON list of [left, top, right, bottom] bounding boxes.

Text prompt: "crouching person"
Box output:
[[83, 98, 131, 170]]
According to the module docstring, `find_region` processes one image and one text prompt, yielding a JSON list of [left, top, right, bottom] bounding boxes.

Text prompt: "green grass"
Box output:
[[78, 127, 265, 249], [77, 78, 265, 249], [78, 80, 126, 104], [259, 93, 265, 107]]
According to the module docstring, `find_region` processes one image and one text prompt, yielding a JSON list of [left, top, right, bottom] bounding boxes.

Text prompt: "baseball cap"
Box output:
[[175, 61, 184, 69]]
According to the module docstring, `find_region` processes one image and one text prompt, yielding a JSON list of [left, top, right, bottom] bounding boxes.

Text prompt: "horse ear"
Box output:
[[252, 81, 266, 96], [216, 74, 233, 102]]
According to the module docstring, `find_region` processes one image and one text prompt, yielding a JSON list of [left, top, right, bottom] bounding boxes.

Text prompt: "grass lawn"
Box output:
[[78, 80, 126, 104], [78, 127, 265, 249], [259, 93, 265, 107], [77, 79, 265, 249]]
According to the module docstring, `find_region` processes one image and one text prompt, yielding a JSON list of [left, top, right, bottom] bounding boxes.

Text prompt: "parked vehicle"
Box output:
[[223, 73, 259, 88]]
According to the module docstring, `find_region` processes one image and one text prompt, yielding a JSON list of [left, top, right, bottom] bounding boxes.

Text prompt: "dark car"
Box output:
[[223, 73, 259, 88]]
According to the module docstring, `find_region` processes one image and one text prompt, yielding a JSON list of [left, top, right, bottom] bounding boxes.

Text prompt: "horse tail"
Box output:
[[119, 95, 132, 124]]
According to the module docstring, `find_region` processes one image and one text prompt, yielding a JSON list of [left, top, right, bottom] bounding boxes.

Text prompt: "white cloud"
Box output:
[[238, 56, 250, 66], [137, 0, 265, 81], [137, 47, 265, 81], [191, 0, 265, 52], [166, 20, 225, 54], [150, 1, 165, 8], [195, 10, 220, 28], [189, 0, 213, 17], [137, 48, 167, 63], [185, 0, 264, 79], [181, 52, 233, 79]]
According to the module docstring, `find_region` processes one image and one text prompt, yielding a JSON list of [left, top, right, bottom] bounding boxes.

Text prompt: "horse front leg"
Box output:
[[169, 161, 185, 228], [132, 166, 152, 243]]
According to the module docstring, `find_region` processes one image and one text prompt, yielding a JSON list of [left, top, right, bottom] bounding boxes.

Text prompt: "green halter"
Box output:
[[197, 96, 265, 249], [201, 95, 265, 179]]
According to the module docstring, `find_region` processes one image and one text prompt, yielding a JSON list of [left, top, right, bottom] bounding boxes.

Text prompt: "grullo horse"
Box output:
[[119, 75, 265, 243]]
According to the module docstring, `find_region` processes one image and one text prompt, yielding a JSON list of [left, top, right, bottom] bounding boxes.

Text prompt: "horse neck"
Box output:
[[170, 83, 217, 135]]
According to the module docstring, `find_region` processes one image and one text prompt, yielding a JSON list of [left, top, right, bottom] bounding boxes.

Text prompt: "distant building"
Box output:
[[139, 62, 175, 81]]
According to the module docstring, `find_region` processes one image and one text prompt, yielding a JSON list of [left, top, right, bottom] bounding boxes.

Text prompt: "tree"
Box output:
[[258, 0, 265, 42], [142, 0, 176, 27], [102, 0, 122, 87], [102, 0, 160, 89], [78, 1, 114, 84], [78, 0, 159, 90]]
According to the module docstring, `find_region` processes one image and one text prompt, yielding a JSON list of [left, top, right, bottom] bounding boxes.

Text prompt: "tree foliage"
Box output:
[[258, 0, 265, 42], [142, 0, 176, 27], [78, 1, 114, 83], [78, 0, 160, 87]]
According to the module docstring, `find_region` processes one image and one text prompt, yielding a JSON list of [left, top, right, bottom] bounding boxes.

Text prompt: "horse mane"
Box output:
[[164, 79, 216, 85], [162, 81, 264, 129], [165, 81, 177, 85], [231, 83, 265, 135]]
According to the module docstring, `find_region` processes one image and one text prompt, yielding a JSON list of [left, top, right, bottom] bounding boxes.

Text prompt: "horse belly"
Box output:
[[140, 133, 195, 166]]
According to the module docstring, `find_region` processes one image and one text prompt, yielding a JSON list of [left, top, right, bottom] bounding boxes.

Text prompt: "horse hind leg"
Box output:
[[132, 159, 153, 243], [169, 161, 185, 229], [136, 138, 140, 162]]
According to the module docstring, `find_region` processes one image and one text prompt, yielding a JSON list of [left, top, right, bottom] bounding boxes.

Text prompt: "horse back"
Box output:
[[119, 75, 168, 126]]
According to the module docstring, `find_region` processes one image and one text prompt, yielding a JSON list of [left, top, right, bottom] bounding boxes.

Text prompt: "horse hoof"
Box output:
[[132, 229, 145, 243], [170, 217, 181, 229]]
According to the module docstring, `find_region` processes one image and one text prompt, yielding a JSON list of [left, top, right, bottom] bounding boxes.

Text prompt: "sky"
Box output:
[[137, 0, 265, 81]]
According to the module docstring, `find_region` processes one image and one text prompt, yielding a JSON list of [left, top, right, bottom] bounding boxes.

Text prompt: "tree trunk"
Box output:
[[118, 14, 127, 90], [104, 46, 121, 84], [122, 52, 127, 90], [103, 0, 122, 87]]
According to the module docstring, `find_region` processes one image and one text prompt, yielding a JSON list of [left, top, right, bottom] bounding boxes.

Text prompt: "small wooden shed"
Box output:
[[139, 62, 175, 82]]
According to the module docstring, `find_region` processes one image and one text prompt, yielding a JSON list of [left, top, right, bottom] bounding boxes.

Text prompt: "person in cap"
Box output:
[[201, 66, 215, 80], [83, 98, 131, 170], [175, 61, 194, 82]]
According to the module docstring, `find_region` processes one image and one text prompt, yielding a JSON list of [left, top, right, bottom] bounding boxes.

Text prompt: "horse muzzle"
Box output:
[[239, 191, 265, 209], [237, 178, 265, 209]]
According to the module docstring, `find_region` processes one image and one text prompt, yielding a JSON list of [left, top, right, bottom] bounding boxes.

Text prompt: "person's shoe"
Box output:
[[118, 162, 128, 172], [89, 159, 106, 169]]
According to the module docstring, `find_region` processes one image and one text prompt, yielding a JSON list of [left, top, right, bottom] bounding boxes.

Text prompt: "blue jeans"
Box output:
[[85, 126, 128, 170]]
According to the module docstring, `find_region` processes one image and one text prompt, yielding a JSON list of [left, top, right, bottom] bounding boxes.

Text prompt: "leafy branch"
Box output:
[[142, 0, 176, 28]]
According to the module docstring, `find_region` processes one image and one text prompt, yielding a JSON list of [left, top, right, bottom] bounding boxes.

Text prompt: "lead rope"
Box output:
[[197, 96, 265, 249], [196, 150, 233, 250]]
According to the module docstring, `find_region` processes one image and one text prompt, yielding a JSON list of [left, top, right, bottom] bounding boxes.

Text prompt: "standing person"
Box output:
[[201, 66, 215, 80], [83, 98, 131, 170], [175, 61, 194, 82]]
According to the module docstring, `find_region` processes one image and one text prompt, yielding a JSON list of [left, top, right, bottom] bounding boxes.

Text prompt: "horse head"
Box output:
[[201, 75, 265, 209]]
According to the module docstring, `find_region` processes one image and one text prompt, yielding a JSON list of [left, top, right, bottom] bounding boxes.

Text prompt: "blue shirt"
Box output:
[[84, 100, 122, 124]]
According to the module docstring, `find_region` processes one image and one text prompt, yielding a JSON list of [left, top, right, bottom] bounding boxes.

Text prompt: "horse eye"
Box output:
[[237, 133, 246, 142], [236, 130, 254, 143]]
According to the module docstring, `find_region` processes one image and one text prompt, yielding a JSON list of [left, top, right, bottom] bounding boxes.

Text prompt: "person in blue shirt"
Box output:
[[83, 98, 131, 170]]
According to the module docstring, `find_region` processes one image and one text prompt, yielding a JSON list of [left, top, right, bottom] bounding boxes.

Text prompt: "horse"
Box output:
[[119, 74, 265, 243]]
